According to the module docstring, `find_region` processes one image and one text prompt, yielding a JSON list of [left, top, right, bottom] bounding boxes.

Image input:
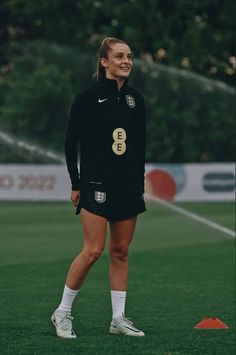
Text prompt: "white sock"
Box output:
[[111, 290, 126, 319], [57, 285, 79, 313]]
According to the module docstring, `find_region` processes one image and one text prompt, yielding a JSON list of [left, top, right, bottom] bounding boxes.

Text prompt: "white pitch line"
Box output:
[[147, 195, 235, 238]]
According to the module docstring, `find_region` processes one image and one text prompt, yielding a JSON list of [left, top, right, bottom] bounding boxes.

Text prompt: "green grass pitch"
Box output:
[[0, 201, 235, 354]]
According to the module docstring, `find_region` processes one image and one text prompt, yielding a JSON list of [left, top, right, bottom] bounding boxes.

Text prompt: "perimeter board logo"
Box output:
[[203, 172, 235, 192]]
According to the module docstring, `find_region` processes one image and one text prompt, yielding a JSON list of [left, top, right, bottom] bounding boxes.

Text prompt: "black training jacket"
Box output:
[[65, 77, 146, 193]]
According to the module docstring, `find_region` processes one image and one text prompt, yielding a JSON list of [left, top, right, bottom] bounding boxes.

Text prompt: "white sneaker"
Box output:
[[109, 314, 145, 336], [51, 309, 77, 339]]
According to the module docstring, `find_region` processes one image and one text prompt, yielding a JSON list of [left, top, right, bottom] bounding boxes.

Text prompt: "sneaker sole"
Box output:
[[109, 325, 145, 336]]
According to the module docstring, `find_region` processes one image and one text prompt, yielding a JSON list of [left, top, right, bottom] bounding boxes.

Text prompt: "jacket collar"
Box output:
[[98, 77, 128, 94]]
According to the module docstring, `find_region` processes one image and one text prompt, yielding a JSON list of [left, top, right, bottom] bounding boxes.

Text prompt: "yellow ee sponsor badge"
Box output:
[[112, 128, 127, 155]]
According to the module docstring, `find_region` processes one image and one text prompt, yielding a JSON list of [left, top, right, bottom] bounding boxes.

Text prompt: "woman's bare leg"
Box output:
[[66, 208, 107, 290], [108, 216, 144, 336], [109, 216, 137, 291]]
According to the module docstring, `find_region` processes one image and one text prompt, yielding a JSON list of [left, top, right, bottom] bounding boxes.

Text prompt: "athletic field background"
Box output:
[[0, 201, 235, 354]]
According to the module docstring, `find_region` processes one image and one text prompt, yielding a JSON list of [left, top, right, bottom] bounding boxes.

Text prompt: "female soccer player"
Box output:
[[51, 37, 146, 338]]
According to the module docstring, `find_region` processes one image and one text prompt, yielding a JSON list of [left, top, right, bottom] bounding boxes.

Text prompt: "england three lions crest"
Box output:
[[126, 95, 136, 108], [94, 191, 106, 203]]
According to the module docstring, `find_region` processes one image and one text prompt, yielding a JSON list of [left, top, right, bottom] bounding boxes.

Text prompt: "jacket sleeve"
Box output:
[[135, 94, 146, 193], [64, 94, 84, 190]]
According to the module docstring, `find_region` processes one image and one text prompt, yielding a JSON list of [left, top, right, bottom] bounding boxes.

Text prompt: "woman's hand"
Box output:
[[71, 190, 80, 207]]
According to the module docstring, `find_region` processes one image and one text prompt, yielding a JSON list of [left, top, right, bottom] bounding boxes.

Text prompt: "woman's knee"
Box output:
[[110, 244, 129, 262], [82, 247, 103, 265]]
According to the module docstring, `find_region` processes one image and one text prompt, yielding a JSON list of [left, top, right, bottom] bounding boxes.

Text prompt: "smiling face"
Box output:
[[100, 43, 133, 83]]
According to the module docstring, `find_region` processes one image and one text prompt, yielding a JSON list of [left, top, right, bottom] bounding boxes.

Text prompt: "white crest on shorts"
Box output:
[[126, 95, 136, 108], [94, 191, 106, 203]]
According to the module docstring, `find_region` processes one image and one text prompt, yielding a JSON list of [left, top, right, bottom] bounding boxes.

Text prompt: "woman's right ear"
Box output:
[[100, 57, 108, 69]]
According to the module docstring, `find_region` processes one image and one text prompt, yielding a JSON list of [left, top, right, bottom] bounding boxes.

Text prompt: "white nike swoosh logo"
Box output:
[[98, 98, 109, 103]]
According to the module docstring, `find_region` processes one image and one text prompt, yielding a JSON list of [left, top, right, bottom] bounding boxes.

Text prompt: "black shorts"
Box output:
[[76, 189, 146, 222]]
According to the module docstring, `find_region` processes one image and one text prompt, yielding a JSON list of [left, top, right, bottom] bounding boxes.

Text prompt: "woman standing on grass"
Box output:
[[51, 37, 146, 338]]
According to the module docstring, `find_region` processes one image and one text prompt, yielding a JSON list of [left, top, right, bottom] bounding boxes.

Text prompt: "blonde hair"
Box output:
[[95, 37, 129, 80]]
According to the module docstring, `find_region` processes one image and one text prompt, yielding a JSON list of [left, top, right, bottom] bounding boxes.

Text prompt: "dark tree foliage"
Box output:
[[0, 0, 235, 163], [1, 0, 235, 83]]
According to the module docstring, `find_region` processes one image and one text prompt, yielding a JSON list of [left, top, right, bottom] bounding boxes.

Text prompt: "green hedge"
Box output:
[[0, 41, 235, 163]]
